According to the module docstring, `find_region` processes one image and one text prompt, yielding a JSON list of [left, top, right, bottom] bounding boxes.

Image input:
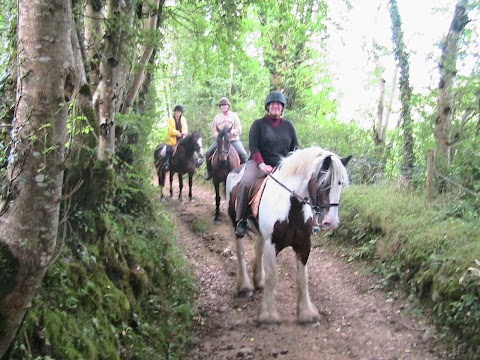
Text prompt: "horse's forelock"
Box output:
[[315, 155, 349, 190]]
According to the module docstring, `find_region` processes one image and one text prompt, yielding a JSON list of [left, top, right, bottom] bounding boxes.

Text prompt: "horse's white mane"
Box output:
[[279, 147, 349, 188]]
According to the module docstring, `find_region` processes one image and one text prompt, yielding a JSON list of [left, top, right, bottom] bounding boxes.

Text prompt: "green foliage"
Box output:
[[327, 183, 480, 356], [155, 0, 331, 139]]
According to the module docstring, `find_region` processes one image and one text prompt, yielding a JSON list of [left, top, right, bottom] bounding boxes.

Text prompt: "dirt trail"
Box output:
[[161, 177, 444, 360]]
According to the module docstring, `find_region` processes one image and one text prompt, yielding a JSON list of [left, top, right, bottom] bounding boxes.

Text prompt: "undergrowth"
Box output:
[[322, 182, 480, 359], [6, 187, 196, 360]]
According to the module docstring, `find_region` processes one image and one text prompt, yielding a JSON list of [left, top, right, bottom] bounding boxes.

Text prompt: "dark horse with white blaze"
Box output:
[[226, 147, 351, 324], [154, 130, 204, 202], [210, 127, 241, 224]]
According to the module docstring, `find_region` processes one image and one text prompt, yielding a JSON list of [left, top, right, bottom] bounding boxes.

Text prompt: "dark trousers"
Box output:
[[165, 145, 173, 166], [235, 160, 267, 222]]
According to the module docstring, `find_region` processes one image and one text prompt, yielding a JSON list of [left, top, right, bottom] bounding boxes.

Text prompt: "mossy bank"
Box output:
[[4, 194, 196, 360]]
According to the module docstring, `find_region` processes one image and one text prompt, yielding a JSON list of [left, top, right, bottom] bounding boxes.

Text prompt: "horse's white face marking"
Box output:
[[196, 137, 204, 158]]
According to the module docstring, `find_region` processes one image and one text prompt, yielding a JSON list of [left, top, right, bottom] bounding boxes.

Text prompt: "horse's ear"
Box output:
[[341, 155, 352, 166]]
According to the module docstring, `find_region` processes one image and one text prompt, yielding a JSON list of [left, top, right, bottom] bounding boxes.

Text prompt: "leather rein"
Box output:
[[267, 173, 339, 215]]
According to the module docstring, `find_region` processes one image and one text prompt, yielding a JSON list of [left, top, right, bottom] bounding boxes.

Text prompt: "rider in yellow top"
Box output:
[[165, 105, 188, 169]]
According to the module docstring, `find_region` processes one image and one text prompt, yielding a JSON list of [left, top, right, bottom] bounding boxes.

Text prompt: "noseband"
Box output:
[[267, 173, 338, 210], [267, 173, 339, 233]]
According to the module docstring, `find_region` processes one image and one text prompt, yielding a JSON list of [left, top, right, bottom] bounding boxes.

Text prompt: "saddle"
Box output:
[[248, 174, 270, 219], [157, 144, 179, 159]]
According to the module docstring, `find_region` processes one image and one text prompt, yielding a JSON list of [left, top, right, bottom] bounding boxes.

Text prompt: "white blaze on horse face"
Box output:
[[196, 137, 204, 157], [321, 184, 342, 230]]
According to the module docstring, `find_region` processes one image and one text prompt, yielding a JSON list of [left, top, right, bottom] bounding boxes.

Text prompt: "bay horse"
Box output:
[[154, 130, 204, 202], [210, 127, 241, 224], [226, 147, 351, 324]]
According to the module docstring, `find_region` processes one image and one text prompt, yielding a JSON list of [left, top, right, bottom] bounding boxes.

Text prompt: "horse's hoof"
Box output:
[[298, 308, 320, 324], [214, 218, 222, 225], [299, 320, 320, 327], [258, 313, 281, 325], [236, 288, 254, 298]]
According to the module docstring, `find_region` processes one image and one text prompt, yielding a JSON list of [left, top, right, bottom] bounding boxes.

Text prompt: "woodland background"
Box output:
[[0, 0, 479, 359]]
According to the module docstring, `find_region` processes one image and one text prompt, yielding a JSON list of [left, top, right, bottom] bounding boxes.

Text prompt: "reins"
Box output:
[[267, 173, 339, 214]]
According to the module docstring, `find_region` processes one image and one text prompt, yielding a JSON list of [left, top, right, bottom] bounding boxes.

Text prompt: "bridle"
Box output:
[[217, 129, 232, 162], [267, 172, 339, 232]]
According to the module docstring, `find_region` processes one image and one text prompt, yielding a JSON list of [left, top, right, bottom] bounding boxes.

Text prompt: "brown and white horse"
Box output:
[[226, 147, 351, 324]]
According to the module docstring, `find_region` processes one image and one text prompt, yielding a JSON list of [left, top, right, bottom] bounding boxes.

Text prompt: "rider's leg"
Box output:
[[235, 160, 265, 237], [232, 140, 248, 164], [165, 146, 172, 169]]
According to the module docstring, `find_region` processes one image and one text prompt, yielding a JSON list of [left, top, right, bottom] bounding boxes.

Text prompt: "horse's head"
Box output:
[[278, 147, 351, 232], [216, 126, 232, 166], [177, 131, 204, 167], [309, 152, 351, 231], [191, 130, 205, 163]]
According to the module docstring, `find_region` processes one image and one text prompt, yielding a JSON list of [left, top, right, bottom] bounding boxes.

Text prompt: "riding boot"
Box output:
[[205, 159, 212, 180], [235, 186, 249, 238]]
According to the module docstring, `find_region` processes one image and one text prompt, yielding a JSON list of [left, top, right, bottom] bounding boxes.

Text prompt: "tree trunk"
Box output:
[[121, 0, 163, 115], [435, 0, 470, 162], [97, 0, 122, 161], [374, 78, 386, 145], [389, 0, 415, 182], [84, 0, 104, 102], [0, 0, 76, 357]]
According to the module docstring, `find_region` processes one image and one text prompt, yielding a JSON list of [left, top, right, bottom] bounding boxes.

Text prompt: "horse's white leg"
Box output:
[[296, 254, 319, 324], [258, 241, 280, 324], [235, 236, 254, 297], [253, 235, 265, 290]]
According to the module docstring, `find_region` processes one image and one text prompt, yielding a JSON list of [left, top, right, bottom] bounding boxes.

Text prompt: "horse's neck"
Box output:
[[274, 170, 310, 197], [180, 142, 195, 158]]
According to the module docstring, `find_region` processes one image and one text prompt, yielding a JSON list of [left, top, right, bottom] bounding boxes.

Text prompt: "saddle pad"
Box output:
[[248, 176, 269, 219]]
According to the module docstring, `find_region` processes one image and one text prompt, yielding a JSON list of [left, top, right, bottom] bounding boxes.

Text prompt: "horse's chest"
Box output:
[[271, 199, 312, 263]]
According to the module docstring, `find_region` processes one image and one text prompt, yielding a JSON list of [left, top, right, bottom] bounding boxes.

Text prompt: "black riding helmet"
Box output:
[[173, 105, 184, 113], [264, 91, 286, 111]]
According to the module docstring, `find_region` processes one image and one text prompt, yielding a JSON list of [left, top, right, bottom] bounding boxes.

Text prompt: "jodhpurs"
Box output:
[[235, 160, 267, 222]]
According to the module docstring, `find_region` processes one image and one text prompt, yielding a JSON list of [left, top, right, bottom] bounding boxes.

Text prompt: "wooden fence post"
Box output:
[[426, 149, 435, 201]]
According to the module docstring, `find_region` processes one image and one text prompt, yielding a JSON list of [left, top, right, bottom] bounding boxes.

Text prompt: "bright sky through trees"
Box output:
[[327, 0, 463, 123]]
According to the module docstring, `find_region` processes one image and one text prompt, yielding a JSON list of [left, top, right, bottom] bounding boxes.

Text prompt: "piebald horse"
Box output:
[[226, 147, 351, 324]]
